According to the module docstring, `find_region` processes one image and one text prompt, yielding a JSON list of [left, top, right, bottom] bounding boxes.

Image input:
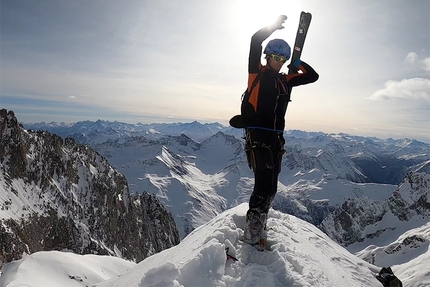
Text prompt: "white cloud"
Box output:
[[369, 78, 430, 101], [405, 52, 419, 65], [404, 52, 430, 72], [423, 57, 430, 72]]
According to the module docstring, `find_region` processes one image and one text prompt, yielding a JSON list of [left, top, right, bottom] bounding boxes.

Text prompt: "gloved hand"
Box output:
[[272, 15, 287, 30], [287, 59, 302, 71], [293, 59, 302, 68]]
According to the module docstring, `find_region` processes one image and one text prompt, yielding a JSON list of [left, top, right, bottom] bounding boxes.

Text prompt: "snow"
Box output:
[[355, 222, 430, 287], [3, 120, 429, 286], [395, 245, 430, 287], [2, 203, 428, 286], [0, 204, 388, 287], [0, 251, 136, 287], [76, 124, 429, 242], [0, 171, 45, 220], [98, 204, 380, 286]]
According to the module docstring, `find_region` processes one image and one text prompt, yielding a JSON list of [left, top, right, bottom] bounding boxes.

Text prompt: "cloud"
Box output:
[[423, 57, 430, 72], [370, 52, 430, 102], [369, 78, 430, 101], [405, 52, 419, 65], [404, 52, 430, 72]]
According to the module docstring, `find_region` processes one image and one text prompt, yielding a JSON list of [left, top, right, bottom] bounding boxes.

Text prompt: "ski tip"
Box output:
[[300, 11, 312, 18]]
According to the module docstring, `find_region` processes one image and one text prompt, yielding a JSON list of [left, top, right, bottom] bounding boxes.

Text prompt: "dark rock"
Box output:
[[0, 109, 180, 267]]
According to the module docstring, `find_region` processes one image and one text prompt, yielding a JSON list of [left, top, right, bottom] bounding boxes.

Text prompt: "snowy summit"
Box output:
[[97, 204, 385, 287]]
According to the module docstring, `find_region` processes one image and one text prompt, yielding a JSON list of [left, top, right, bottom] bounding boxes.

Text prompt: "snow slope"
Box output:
[[0, 251, 136, 287], [96, 204, 381, 287], [3, 204, 426, 286], [356, 222, 430, 287]]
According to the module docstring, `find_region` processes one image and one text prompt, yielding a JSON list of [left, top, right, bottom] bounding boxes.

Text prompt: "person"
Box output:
[[240, 15, 319, 247]]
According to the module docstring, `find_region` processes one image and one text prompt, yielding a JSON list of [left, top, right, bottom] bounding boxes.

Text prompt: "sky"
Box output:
[[1, 0, 429, 142]]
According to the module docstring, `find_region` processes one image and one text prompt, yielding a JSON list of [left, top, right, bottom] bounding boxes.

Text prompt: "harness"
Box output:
[[244, 128, 286, 170]]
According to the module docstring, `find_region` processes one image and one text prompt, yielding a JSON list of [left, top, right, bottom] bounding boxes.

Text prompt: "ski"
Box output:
[[287, 12, 312, 98], [288, 12, 312, 75]]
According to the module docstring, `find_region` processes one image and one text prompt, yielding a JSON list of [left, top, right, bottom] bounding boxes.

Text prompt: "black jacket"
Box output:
[[245, 26, 319, 131]]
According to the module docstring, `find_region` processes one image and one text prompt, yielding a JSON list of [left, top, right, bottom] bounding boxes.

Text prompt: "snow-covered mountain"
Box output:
[[93, 132, 247, 239], [93, 136, 430, 244], [10, 116, 429, 286], [22, 119, 430, 244], [24, 119, 430, 186], [319, 170, 430, 249], [25, 119, 227, 143], [2, 204, 427, 287], [0, 109, 180, 267]]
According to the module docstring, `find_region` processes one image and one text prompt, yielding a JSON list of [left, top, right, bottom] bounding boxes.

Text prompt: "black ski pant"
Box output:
[[245, 128, 285, 214]]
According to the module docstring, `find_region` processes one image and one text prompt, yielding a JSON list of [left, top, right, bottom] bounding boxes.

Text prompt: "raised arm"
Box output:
[[249, 15, 287, 74]]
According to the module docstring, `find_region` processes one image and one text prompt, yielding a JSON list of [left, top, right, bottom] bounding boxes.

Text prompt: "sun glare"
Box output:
[[230, 0, 303, 40]]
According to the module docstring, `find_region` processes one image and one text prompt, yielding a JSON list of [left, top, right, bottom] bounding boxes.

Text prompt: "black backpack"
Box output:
[[376, 267, 403, 287], [229, 72, 261, 129]]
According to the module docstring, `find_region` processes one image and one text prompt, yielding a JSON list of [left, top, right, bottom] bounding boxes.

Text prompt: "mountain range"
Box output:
[[1, 110, 429, 286], [24, 118, 430, 242], [0, 109, 180, 267]]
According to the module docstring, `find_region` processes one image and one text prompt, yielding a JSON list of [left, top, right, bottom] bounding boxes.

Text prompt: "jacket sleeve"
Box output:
[[248, 26, 277, 74], [285, 61, 319, 87]]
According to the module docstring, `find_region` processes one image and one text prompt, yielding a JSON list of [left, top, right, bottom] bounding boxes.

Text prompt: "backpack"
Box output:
[[376, 267, 403, 287], [229, 72, 261, 129]]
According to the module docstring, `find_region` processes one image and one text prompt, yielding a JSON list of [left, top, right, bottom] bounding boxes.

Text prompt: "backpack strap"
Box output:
[[242, 69, 262, 101], [229, 69, 263, 129], [249, 70, 262, 94]]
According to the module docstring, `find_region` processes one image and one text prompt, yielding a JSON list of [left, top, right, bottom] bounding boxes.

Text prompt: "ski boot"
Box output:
[[243, 209, 267, 251]]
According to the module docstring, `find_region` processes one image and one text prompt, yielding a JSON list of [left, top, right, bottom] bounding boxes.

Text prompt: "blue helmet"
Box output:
[[264, 39, 291, 60]]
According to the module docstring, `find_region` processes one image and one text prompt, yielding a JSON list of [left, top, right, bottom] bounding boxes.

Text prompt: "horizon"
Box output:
[[1, 0, 429, 143], [17, 112, 430, 144]]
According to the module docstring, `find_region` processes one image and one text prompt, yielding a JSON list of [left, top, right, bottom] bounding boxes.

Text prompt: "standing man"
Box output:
[[233, 15, 319, 248]]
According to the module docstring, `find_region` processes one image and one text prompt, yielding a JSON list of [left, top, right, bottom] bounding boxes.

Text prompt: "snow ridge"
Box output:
[[96, 204, 382, 287]]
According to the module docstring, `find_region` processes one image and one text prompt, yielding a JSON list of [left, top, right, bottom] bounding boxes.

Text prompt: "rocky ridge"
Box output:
[[0, 109, 180, 267]]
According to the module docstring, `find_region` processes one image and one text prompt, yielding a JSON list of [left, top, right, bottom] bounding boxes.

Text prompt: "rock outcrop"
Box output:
[[0, 109, 180, 267]]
